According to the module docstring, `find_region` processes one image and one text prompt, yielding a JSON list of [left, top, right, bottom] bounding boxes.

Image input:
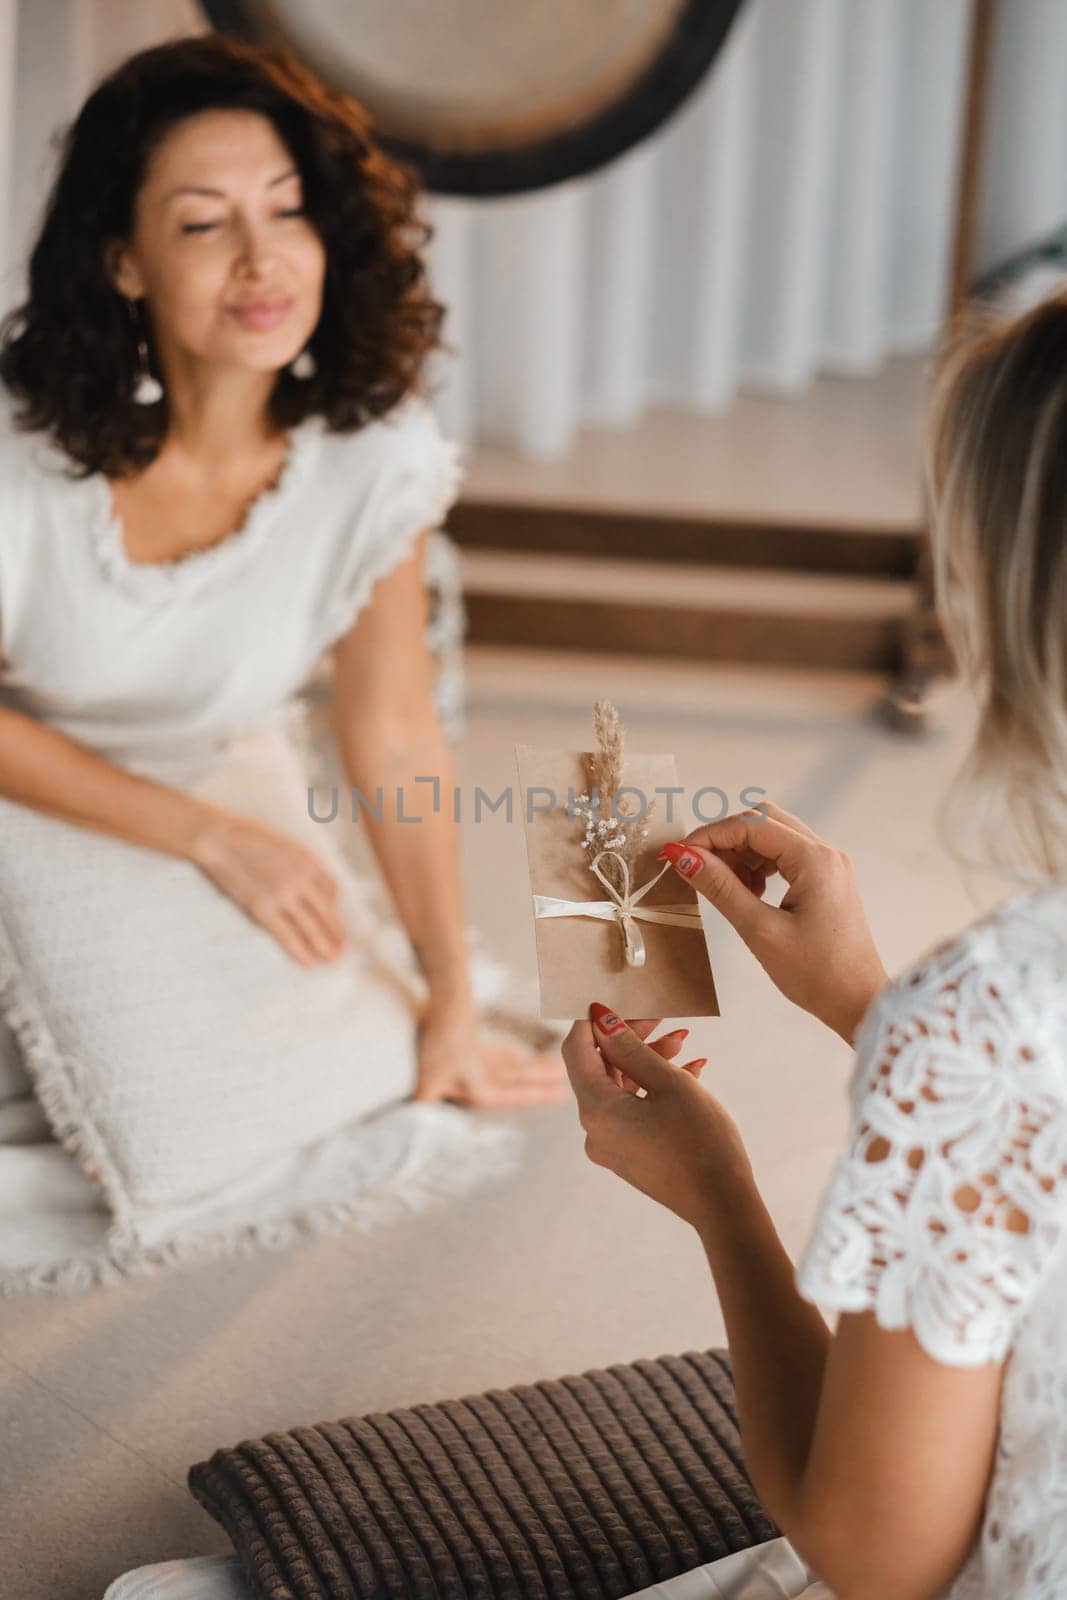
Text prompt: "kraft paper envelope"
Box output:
[[515, 743, 720, 1020]]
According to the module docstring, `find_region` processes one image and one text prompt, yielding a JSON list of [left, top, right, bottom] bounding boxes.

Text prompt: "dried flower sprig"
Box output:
[[571, 700, 654, 894], [589, 699, 625, 802]]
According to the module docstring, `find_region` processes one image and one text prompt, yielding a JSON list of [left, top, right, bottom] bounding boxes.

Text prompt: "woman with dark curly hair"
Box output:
[[0, 33, 570, 1287]]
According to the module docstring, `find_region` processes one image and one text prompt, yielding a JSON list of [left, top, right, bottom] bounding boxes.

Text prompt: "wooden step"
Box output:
[[450, 500, 921, 579], [458, 549, 917, 672]]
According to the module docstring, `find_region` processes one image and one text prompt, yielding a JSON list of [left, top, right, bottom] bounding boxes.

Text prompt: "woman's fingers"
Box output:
[[613, 1028, 691, 1094], [315, 892, 348, 945], [587, 1010, 680, 1094], [320, 869, 342, 901], [681, 800, 821, 870], [270, 908, 319, 967], [618, 1063, 704, 1093], [473, 1082, 572, 1106], [417, 1045, 573, 1107], [682, 810, 815, 878], [295, 891, 347, 954], [564, 1016, 709, 1104], [669, 806, 799, 905], [562, 1022, 620, 1109], [738, 864, 770, 897], [625, 1019, 666, 1040], [564, 1018, 694, 1094], [658, 840, 771, 941], [648, 1028, 689, 1061], [479, 1040, 571, 1078], [281, 897, 344, 963], [483, 1048, 570, 1088], [742, 799, 821, 841], [600, 1018, 664, 1087], [660, 811, 825, 941], [454, 1065, 573, 1105], [468, 1089, 570, 1108], [520, 1051, 573, 1077]]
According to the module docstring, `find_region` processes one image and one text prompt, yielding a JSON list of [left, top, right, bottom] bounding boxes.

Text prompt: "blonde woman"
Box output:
[[565, 296, 1067, 1600]]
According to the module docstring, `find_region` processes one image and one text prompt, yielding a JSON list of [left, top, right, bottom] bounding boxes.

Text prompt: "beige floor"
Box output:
[[463, 356, 927, 529], [0, 643, 1008, 1600]]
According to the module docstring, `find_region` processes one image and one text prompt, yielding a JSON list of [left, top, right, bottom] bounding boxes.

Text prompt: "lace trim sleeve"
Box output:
[[795, 916, 1067, 1366], [316, 395, 465, 656]]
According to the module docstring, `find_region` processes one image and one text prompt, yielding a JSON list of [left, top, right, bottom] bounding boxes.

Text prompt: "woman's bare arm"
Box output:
[[329, 526, 471, 1001], [565, 1021, 1004, 1600], [694, 1180, 1002, 1600], [0, 619, 352, 965], [0, 701, 222, 860]]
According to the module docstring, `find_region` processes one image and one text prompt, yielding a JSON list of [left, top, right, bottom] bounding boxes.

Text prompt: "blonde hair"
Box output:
[[925, 295, 1067, 886]]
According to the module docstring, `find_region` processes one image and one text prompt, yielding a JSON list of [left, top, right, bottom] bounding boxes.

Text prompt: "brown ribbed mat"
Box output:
[[187, 1348, 780, 1600]]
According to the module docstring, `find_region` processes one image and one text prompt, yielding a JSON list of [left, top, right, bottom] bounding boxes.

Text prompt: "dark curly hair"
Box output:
[[0, 33, 446, 477]]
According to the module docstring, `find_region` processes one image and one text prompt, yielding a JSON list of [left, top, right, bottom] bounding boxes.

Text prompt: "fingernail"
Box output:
[[589, 1002, 625, 1033], [689, 1057, 708, 1070], [661, 1028, 689, 1042], [657, 842, 701, 878]]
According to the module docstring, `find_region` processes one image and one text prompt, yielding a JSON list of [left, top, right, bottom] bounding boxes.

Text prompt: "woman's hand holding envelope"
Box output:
[[658, 800, 888, 1047], [562, 1009, 753, 1232]]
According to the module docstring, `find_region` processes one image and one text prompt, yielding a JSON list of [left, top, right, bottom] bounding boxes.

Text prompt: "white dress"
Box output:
[[0, 389, 462, 775], [0, 389, 545, 1291]]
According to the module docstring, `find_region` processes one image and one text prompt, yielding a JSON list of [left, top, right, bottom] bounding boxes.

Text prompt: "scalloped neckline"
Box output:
[[86, 417, 322, 602]]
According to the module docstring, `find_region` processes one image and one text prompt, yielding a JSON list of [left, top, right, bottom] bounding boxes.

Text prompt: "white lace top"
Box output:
[[795, 876, 1067, 1600]]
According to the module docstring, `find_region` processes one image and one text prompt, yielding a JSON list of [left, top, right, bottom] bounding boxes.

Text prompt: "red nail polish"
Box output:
[[688, 1057, 708, 1070], [589, 1002, 625, 1033], [658, 842, 701, 878], [662, 1028, 689, 1042]]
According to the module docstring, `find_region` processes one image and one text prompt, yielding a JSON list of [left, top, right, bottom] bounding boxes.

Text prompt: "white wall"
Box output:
[[0, 0, 15, 311]]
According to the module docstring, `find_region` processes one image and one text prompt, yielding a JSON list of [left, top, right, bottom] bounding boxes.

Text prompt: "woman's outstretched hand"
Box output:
[[188, 807, 348, 968], [659, 800, 888, 1046], [562, 1006, 753, 1230], [412, 996, 572, 1106], [414, 1002, 699, 1108]]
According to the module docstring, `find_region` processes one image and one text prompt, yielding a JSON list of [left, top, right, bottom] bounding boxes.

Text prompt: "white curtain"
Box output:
[[1, 0, 1063, 461], [1, 0, 202, 317], [426, 0, 975, 456], [978, 0, 1067, 275]]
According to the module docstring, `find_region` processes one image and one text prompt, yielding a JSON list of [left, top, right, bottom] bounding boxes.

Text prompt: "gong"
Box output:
[[198, 0, 748, 196]]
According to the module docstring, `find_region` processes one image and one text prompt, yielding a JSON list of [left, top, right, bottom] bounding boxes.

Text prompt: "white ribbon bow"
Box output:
[[533, 848, 703, 969]]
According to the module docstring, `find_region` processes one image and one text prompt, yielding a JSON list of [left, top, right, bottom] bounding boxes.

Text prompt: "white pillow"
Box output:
[[0, 700, 518, 1278], [0, 1017, 28, 1101]]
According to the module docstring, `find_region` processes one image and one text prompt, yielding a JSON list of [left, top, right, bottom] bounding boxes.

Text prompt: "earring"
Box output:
[[289, 346, 316, 380], [126, 299, 163, 405], [133, 336, 164, 405]]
